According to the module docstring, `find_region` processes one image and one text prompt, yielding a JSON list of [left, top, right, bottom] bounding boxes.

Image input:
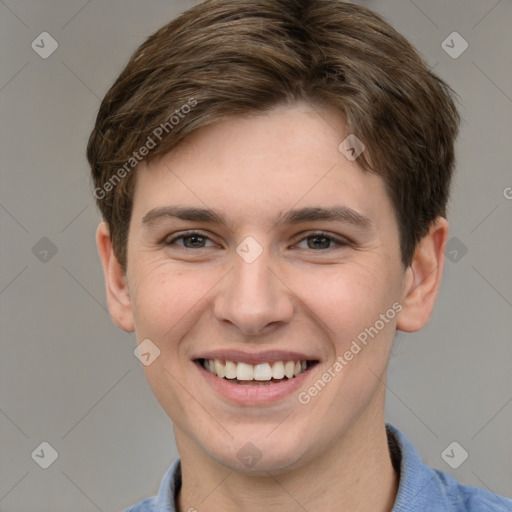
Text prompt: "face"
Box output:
[[121, 101, 411, 473]]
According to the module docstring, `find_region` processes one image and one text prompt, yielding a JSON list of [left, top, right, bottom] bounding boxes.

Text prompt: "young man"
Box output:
[[87, 1, 512, 510]]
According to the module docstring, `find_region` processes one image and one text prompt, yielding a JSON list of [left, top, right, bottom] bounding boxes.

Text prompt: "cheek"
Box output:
[[129, 263, 199, 348], [129, 264, 206, 425], [297, 259, 396, 343]]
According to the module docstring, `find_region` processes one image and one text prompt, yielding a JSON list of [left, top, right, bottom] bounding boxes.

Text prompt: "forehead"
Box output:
[[131, 101, 395, 231]]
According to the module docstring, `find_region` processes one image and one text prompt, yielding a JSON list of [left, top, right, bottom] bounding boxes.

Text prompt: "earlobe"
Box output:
[[396, 217, 449, 333], [96, 221, 135, 332]]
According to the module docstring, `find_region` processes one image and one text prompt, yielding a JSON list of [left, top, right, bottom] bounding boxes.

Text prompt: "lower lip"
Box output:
[[194, 361, 316, 405]]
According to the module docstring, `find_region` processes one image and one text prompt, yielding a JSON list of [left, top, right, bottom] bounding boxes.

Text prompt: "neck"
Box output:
[[176, 414, 398, 512]]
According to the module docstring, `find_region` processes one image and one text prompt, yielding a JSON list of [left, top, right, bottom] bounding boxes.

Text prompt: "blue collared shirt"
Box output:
[[124, 423, 512, 511]]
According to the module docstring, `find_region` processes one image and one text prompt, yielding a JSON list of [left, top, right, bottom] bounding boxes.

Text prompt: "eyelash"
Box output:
[[164, 230, 350, 250]]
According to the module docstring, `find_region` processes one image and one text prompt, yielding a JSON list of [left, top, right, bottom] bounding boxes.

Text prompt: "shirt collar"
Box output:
[[386, 423, 436, 511], [155, 456, 181, 511]]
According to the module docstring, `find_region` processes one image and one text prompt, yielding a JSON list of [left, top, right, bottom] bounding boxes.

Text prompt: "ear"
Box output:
[[396, 216, 449, 333], [96, 221, 135, 332]]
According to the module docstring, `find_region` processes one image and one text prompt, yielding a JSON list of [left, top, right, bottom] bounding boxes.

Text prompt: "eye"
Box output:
[[164, 231, 217, 249], [163, 230, 350, 251], [294, 231, 349, 250]]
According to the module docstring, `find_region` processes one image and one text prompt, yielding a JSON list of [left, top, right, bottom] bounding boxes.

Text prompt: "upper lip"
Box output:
[[192, 349, 318, 365]]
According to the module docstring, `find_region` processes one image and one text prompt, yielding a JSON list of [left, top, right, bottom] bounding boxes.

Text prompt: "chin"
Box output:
[[209, 435, 311, 476]]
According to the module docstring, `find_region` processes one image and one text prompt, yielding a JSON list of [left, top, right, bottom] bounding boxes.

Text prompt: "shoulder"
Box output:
[[428, 466, 512, 511], [122, 458, 181, 512], [123, 496, 157, 512], [387, 424, 512, 512]]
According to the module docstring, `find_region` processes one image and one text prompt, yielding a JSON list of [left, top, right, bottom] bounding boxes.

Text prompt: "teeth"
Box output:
[[253, 363, 272, 381], [201, 358, 310, 381], [225, 360, 237, 379], [272, 361, 285, 379], [236, 362, 254, 381], [284, 361, 295, 378], [214, 359, 226, 378]]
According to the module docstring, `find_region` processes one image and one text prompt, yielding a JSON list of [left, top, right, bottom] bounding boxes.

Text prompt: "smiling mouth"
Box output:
[[196, 358, 319, 385]]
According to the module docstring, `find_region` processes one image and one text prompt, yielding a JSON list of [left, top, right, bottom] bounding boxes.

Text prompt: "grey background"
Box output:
[[1, 0, 511, 510]]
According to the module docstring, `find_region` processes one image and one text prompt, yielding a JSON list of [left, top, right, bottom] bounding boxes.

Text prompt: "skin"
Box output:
[[97, 100, 448, 511]]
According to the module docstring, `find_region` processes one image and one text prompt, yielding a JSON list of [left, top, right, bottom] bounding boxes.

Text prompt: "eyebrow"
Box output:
[[141, 205, 372, 230]]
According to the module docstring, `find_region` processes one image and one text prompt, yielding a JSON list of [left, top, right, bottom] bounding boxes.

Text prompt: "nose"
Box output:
[[213, 246, 294, 337]]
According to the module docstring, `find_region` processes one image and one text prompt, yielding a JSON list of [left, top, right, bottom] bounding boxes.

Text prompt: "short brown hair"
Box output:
[[87, 0, 460, 272]]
